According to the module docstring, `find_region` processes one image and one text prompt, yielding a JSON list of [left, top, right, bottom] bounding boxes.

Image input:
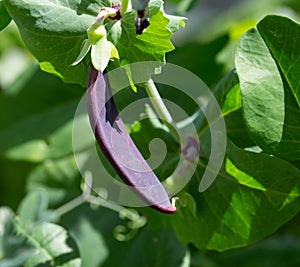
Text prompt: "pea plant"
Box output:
[[0, 0, 300, 266]]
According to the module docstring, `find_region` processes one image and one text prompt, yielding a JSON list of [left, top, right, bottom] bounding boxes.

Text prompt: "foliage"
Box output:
[[0, 0, 300, 266]]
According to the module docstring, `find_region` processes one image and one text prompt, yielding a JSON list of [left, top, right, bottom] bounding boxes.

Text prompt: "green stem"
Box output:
[[121, 0, 130, 15], [53, 172, 144, 224], [145, 79, 180, 142], [88, 195, 126, 214], [54, 195, 85, 218], [53, 190, 145, 227], [145, 79, 173, 123]]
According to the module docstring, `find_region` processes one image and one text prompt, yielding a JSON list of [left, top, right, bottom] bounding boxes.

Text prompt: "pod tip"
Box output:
[[155, 204, 176, 214]]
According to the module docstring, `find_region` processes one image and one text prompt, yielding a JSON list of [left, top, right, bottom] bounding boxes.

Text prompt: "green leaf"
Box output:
[[3, 0, 182, 85], [117, 0, 174, 78], [0, 0, 11, 31], [235, 26, 285, 148], [59, 184, 187, 267], [165, 14, 187, 33], [27, 156, 82, 208], [3, 0, 106, 86], [207, 68, 241, 114], [235, 15, 300, 160], [252, 15, 300, 160], [211, 70, 255, 149], [16, 190, 49, 230], [0, 207, 33, 266], [67, 215, 108, 267], [18, 222, 81, 267], [212, 235, 300, 267], [61, 206, 114, 267], [0, 207, 14, 259], [221, 78, 241, 115], [193, 69, 254, 150], [103, 228, 187, 267], [71, 38, 91, 66], [170, 141, 300, 251], [224, 109, 256, 149], [257, 15, 300, 108], [270, 82, 300, 160]]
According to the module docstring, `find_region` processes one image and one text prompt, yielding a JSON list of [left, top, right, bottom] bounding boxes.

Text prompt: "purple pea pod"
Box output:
[[87, 66, 176, 213]]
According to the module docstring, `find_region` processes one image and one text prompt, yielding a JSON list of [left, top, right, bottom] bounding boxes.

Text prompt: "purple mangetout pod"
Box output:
[[87, 66, 176, 213]]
